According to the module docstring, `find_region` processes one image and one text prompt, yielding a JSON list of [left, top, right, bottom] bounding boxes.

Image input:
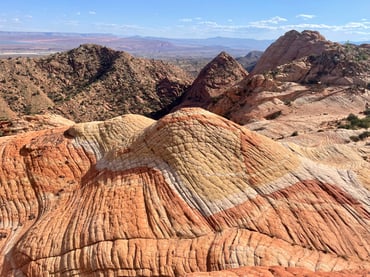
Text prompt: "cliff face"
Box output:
[[0, 108, 369, 276]]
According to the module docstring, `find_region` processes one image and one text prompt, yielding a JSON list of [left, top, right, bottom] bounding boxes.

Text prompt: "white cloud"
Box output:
[[343, 21, 370, 29], [93, 14, 370, 41], [179, 18, 193, 22], [199, 20, 218, 27], [270, 16, 288, 24], [179, 17, 202, 23], [257, 16, 287, 25], [76, 12, 81, 16], [94, 22, 148, 34], [89, 11, 96, 15], [296, 14, 316, 20], [249, 16, 288, 29]]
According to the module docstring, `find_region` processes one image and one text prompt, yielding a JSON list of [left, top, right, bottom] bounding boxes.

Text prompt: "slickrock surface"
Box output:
[[186, 266, 369, 276], [0, 114, 74, 136], [252, 30, 334, 75], [0, 108, 369, 276]]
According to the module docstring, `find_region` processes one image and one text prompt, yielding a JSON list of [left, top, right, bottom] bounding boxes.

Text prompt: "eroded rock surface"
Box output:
[[0, 108, 369, 276], [252, 30, 334, 75]]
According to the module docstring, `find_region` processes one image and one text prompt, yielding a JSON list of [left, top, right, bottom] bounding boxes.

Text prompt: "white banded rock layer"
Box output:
[[0, 108, 369, 276]]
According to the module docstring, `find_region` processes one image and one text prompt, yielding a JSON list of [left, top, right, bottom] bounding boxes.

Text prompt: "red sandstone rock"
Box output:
[[252, 30, 334, 74], [0, 108, 369, 276], [186, 266, 369, 276], [0, 114, 74, 136]]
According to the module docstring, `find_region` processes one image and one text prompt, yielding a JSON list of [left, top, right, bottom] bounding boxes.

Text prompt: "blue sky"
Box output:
[[1, 0, 370, 41]]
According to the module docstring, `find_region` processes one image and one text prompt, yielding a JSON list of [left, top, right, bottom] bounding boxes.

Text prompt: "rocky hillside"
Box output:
[[236, 50, 263, 72], [0, 44, 192, 122], [174, 51, 248, 109], [0, 108, 369, 276], [182, 30, 370, 150]]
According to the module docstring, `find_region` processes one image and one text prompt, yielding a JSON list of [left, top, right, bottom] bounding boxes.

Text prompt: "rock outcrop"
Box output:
[[191, 30, 370, 145], [174, 51, 248, 109], [249, 30, 370, 87], [0, 108, 369, 276], [252, 30, 334, 74], [273, 43, 370, 86], [0, 114, 74, 136]]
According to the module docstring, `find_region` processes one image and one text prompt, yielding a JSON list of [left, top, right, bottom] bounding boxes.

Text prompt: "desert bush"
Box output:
[[265, 110, 282, 120], [349, 135, 360, 142], [358, 131, 370, 140], [340, 113, 370, 129]]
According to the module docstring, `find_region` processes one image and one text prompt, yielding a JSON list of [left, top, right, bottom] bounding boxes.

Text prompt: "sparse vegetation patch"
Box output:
[[338, 113, 370, 129]]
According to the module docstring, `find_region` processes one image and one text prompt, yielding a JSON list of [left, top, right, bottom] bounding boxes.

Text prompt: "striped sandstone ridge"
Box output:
[[0, 108, 369, 276]]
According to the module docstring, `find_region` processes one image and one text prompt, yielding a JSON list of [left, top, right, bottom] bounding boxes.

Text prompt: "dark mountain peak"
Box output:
[[215, 50, 232, 58], [236, 50, 264, 72], [173, 51, 248, 109], [245, 50, 264, 59], [197, 51, 247, 80], [0, 44, 192, 122], [67, 43, 118, 55]]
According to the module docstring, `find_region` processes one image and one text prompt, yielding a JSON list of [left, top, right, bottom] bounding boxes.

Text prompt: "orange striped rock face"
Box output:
[[0, 108, 369, 276]]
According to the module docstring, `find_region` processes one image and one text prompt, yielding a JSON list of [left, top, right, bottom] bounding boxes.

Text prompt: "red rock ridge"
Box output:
[[0, 108, 368, 276]]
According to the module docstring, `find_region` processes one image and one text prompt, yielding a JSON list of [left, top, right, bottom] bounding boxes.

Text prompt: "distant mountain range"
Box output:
[[0, 31, 272, 58]]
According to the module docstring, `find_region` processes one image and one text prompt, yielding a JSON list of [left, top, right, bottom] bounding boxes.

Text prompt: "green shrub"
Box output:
[[347, 113, 358, 122], [349, 131, 370, 142], [359, 131, 370, 140], [265, 110, 282, 120], [340, 113, 370, 129]]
